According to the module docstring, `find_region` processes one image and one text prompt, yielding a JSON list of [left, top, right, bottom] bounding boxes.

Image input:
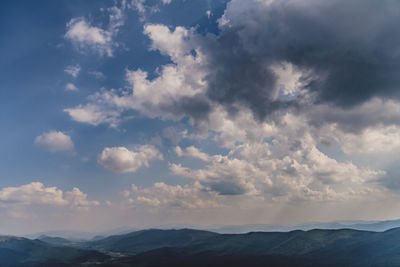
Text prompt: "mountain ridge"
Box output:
[[4, 227, 400, 266]]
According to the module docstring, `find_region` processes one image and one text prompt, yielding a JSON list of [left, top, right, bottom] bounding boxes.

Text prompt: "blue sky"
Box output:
[[2, 0, 400, 235]]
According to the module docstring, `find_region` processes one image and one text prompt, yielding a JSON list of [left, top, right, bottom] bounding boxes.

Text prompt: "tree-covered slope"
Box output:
[[0, 236, 108, 266]]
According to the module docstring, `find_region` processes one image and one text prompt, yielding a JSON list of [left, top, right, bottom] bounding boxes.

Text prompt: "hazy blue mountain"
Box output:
[[24, 226, 138, 241], [37, 235, 74, 246], [21, 219, 400, 241], [202, 219, 400, 233]]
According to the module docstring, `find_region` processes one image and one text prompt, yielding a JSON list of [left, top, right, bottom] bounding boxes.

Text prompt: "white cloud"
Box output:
[[317, 125, 400, 155], [65, 24, 208, 126], [64, 64, 81, 78], [65, 18, 114, 56], [65, 188, 100, 210], [98, 145, 163, 173], [174, 146, 216, 162], [64, 103, 120, 128], [124, 181, 221, 209], [34, 131, 74, 152], [206, 10, 211, 19], [305, 98, 400, 154], [64, 2, 126, 56], [0, 182, 98, 210], [170, 113, 385, 201], [0, 182, 67, 206], [269, 61, 312, 98], [65, 83, 78, 92]]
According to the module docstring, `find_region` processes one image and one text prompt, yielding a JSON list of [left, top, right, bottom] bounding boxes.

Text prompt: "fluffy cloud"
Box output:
[[171, 113, 385, 201], [64, 64, 81, 77], [66, 0, 400, 132], [34, 131, 74, 152], [98, 145, 163, 173], [335, 126, 400, 154], [0, 182, 98, 210], [65, 24, 210, 127], [64, 0, 400, 209], [0, 182, 67, 206], [123, 181, 221, 209]]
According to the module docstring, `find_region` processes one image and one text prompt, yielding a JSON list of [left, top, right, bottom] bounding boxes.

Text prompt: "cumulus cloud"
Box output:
[[34, 131, 74, 152], [65, 24, 211, 128], [0, 182, 98, 210], [0, 182, 67, 206], [66, 0, 400, 132], [64, 0, 400, 207], [98, 145, 163, 173], [123, 181, 221, 209], [171, 113, 385, 201], [64, 64, 81, 77]]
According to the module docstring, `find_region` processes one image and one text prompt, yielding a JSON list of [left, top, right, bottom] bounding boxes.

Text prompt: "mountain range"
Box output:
[[20, 218, 400, 240], [3, 227, 400, 266]]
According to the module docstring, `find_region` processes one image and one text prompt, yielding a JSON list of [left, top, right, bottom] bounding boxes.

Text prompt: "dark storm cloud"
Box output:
[[201, 0, 400, 121], [161, 95, 212, 125], [205, 28, 298, 120], [305, 99, 400, 133]]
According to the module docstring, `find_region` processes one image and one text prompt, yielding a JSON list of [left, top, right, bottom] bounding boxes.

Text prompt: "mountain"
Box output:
[[0, 236, 108, 266], [24, 226, 138, 241], [21, 219, 400, 240], [79, 228, 400, 266], [83, 228, 218, 255], [37, 235, 75, 246], [206, 219, 400, 233], [6, 227, 400, 266]]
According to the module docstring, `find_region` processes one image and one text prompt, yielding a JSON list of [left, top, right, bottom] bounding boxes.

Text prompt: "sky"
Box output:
[[2, 0, 400, 235]]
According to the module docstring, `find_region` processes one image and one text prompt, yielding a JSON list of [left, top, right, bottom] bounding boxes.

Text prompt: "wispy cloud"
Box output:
[[64, 64, 81, 78]]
